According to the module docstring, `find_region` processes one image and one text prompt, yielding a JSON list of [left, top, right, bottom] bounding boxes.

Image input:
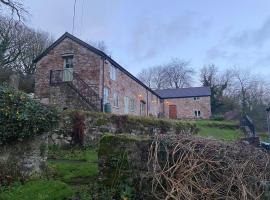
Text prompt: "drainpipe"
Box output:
[[162, 99, 165, 114], [147, 90, 149, 116], [101, 57, 105, 112]]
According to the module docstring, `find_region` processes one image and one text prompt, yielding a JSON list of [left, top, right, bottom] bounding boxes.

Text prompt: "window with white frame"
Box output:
[[110, 64, 117, 80], [193, 97, 200, 101], [194, 110, 201, 117], [113, 91, 119, 107], [103, 87, 109, 104], [129, 98, 136, 111]]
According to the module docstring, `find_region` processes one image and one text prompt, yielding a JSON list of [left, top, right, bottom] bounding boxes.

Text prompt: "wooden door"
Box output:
[[169, 105, 177, 119], [63, 57, 73, 82]]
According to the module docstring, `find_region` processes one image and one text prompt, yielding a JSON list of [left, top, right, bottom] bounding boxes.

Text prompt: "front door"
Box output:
[[169, 105, 177, 119], [63, 56, 73, 82]]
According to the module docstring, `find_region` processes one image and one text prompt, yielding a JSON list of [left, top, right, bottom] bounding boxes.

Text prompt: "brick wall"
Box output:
[[163, 96, 211, 119]]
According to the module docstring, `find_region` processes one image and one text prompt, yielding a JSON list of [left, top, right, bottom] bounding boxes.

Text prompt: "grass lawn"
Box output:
[[0, 146, 100, 200], [0, 180, 73, 200], [48, 161, 98, 182], [48, 146, 99, 183], [195, 119, 243, 141], [48, 145, 98, 162]]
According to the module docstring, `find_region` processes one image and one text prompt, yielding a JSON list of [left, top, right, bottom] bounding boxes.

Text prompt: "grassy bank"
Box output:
[[0, 146, 99, 200], [195, 119, 243, 141]]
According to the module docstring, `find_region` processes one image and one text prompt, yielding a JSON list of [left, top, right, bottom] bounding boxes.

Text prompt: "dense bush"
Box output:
[[0, 85, 60, 144]]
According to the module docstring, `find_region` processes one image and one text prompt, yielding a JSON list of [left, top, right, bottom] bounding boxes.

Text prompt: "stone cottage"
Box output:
[[34, 32, 211, 119]]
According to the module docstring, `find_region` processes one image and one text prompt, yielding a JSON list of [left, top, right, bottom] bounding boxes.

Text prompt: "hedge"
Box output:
[[0, 85, 60, 144]]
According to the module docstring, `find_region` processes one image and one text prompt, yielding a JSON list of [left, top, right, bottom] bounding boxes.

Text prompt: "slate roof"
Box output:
[[155, 87, 211, 99]]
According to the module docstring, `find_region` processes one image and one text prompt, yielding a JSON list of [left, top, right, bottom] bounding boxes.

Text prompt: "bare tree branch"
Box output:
[[0, 0, 28, 21]]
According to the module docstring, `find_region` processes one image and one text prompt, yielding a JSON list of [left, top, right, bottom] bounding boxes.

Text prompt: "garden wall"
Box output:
[[0, 134, 48, 177], [50, 110, 198, 146]]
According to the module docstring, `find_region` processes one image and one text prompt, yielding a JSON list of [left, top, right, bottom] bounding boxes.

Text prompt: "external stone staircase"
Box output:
[[49, 69, 100, 111]]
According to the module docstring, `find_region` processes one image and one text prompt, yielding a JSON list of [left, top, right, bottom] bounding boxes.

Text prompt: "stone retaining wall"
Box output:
[[50, 110, 198, 147], [0, 134, 48, 177]]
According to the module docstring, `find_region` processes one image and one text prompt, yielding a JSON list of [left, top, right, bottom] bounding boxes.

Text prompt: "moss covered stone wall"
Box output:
[[51, 110, 198, 146], [0, 134, 48, 177]]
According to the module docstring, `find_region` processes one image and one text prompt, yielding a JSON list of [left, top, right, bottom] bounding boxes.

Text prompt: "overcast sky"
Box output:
[[24, 0, 270, 84]]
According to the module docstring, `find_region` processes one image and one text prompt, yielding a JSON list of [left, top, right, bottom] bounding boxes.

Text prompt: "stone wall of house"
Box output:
[[35, 37, 102, 106], [103, 60, 161, 117], [163, 96, 211, 119], [0, 134, 48, 177], [34, 35, 211, 119]]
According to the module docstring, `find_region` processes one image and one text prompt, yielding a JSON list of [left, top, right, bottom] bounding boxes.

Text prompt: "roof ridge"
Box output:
[[155, 86, 210, 91]]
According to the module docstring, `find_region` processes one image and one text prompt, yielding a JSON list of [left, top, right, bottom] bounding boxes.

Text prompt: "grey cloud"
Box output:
[[127, 12, 211, 61], [229, 17, 270, 48], [206, 16, 270, 68]]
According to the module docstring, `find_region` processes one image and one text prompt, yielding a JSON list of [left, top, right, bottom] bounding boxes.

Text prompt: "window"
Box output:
[[194, 110, 201, 117], [64, 56, 73, 69], [140, 100, 146, 116], [110, 64, 117, 80], [113, 91, 119, 107], [194, 97, 200, 101], [124, 96, 129, 114], [129, 98, 136, 111], [103, 87, 109, 104]]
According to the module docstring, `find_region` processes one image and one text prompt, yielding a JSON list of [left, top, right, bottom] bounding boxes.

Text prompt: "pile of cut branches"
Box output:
[[147, 135, 270, 200]]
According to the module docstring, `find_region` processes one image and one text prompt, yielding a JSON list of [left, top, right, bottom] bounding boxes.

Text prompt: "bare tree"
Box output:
[[138, 65, 168, 89], [165, 58, 194, 88], [138, 68, 152, 88], [138, 58, 194, 89], [200, 64, 234, 114], [0, 16, 24, 69], [232, 69, 263, 115], [0, 0, 28, 21], [0, 16, 53, 75], [88, 40, 111, 55], [16, 29, 54, 75]]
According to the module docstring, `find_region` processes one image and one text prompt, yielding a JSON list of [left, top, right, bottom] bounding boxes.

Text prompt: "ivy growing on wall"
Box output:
[[0, 85, 60, 144]]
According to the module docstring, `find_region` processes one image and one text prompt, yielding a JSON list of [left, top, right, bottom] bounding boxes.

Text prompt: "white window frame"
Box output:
[[110, 64, 117, 80], [129, 98, 136, 112], [103, 87, 109, 105], [194, 97, 200, 101], [194, 110, 201, 117], [113, 91, 119, 108], [124, 96, 129, 114]]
